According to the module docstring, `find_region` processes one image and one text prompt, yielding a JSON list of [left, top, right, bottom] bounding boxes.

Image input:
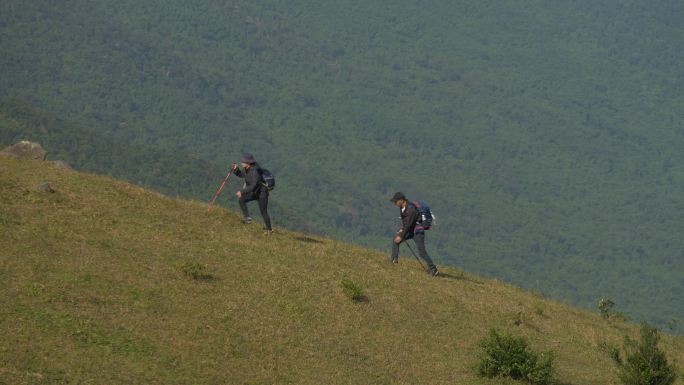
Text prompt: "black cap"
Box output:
[[390, 192, 407, 203]]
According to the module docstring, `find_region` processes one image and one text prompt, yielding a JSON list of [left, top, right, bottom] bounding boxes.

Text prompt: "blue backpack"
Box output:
[[413, 200, 434, 230]]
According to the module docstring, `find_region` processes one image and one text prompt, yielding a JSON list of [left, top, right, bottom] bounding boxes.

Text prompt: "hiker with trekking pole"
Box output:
[[232, 152, 275, 233], [389, 192, 439, 276]]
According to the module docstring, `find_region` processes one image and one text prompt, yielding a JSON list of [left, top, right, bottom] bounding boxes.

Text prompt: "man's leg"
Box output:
[[257, 193, 272, 231], [238, 195, 254, 222], [413, 232, 438, 274], [390, 239, 400, 263]]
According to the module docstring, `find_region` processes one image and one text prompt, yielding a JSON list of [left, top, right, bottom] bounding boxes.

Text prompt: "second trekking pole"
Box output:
[[207, 166, 234, 213], [405, 243, 427, 271]]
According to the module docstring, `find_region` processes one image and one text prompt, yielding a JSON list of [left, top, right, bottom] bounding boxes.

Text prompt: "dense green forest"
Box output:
[[1, 0, 683, 329], [0, 99, 310, 227]]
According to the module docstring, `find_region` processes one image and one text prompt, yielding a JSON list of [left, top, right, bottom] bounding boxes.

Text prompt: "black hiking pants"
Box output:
[[238, 191, 272, 231], [390, 232, 436, 271]]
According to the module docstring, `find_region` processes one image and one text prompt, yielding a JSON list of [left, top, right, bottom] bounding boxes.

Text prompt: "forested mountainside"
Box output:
[[2, 0, 683, 328]]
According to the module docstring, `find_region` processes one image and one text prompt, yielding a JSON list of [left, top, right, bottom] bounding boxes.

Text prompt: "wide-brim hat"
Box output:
[[240, 152, 256, 164], [390, 192, 407, 202]]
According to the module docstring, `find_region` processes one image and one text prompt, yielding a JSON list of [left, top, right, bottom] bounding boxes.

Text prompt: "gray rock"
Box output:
[[51, 160, 72, 170], [0, 141, 48, 160], [36, 183, 55, 193]]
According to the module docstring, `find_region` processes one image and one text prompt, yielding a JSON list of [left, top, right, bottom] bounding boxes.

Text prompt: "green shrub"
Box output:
[[340, 279, 365, 302], [598, 340, 621, 363], [598, 298, 630, 321], [478, 328, 555, 385], [598, 298, 616, 318], [178, 261, 213, 280], [666, 318, 681, 334], [611, 323, 677, 385]]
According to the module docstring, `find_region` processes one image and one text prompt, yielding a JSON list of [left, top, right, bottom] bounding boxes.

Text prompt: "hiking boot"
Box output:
[[242, 217, 252, 224], [391, 257, 398, 264], [429, 267, 439, 277], [263, 229, 274, 235]]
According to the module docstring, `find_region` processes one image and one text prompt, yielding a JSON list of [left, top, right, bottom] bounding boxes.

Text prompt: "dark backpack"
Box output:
[[412, 200, 434, 230], [260, 168, 275, 191]]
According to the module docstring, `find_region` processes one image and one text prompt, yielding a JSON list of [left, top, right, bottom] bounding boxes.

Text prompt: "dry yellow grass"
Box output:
[[1, 158, 682, 385]]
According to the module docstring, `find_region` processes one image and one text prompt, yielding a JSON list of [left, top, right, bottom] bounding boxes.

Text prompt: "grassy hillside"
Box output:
[[1, 158, 683, 384], [2, 0, 684, 328]]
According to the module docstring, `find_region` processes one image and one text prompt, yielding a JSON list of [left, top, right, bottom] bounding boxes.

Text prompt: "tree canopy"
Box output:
[[2, 0, 683, 329]]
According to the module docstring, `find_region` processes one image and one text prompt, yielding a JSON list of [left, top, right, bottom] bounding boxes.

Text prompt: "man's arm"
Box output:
[[396, 205, 417, 241], [404, 206, 418, 234], [231, 163, 245, 178]]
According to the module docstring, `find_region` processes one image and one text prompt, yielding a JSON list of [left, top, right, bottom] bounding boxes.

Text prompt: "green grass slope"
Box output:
[[1, 158, 682, 385]]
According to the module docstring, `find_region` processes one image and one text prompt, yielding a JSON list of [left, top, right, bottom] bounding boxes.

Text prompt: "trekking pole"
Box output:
[[404, 243, 427, 271], [207, 166, 233, 213]]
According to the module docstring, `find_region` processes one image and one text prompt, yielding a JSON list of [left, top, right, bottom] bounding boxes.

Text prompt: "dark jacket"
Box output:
[[233, 163, 266, 198], [397, 202, 420, 240]]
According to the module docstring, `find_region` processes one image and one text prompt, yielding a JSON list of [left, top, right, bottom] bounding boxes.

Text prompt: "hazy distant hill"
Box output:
[[1, 0, 683, 328]]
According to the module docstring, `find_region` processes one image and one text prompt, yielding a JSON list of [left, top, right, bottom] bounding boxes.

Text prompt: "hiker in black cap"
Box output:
[[232, 152, 273, 233], [390, 192, 438, 276]]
